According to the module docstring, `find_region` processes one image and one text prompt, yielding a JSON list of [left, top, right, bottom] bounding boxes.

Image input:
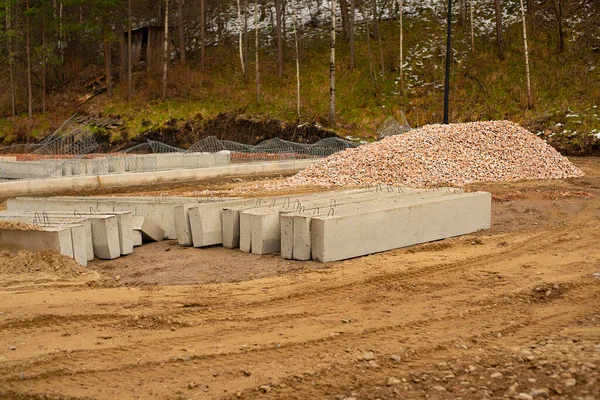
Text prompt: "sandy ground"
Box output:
[[0, 157, 599, 400]]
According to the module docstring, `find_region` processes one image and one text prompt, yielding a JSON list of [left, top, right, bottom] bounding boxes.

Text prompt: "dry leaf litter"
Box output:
[[280, 121, 583, 188], [0, 249, 85, 277]]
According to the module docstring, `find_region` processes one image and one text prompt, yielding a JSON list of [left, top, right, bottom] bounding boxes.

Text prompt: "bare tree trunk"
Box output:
[[200, 0, 205, 71], [550, 0, 564, 53], [470, 0, 475, 55], [25, 0, 33, 117], [255, 0, 260, 103], [397, 0, 402, 89], [178, 0, 186, 64], [162, 0, 169, 100], [236, 0, 247, 82], [116, 11, 127, 88], [128, 0, 132, 100], [103, 28, 112, 98], [360, 5, 376, 91], [6, 0, 16, 116], [329, 0, 336, 126], [275, 0, 284, 78], [42, 13, 46, 112], [293, 3, 300, 118], [372, 0, 385, 79], [519, 0, 533, 109], [339, 0, 350, 40], [459, 0, 466, 26], [494, 0, 505, 60], [349, 0, 355, 71], [244, 0, 249, 83]]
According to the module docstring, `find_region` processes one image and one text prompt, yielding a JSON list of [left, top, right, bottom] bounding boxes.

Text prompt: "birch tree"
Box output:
[[275, 0, 284, 78], [255, 0, 260, 103], [397, 0, 402, 88], [470, 0, 475, 54], [329, 0, 336, 126], [293, 2, 300, 118], [236, 0, 246, 82], [519, 0, 533, 109]]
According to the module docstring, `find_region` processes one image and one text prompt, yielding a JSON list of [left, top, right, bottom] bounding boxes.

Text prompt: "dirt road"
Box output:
[[0, 158, 599, 400]]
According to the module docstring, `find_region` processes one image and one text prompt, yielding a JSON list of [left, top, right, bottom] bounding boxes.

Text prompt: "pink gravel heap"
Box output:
[[285, 121, 584, 188]]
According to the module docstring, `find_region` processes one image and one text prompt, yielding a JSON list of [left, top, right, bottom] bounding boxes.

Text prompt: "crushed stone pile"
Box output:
[[283, 121, 584, 188], [0, 249, 85, 277]]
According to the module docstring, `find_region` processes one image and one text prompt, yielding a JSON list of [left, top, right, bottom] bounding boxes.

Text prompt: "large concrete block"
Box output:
[[0, 226, 73, 260], [243, 188, 429, 255], [0, 212, 94, 262], [310, 192, 491, 262], [132, 216, 164, 242], [280, 189, 457, 260]]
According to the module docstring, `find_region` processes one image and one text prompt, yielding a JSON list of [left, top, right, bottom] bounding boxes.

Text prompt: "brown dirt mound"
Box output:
[[0, 249, 85, 277], [0, 220, 43, 231], [282, 121, 584, 188]]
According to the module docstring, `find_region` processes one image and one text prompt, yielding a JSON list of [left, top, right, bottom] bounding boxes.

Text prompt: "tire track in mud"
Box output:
[[1, 286, 597, 400]]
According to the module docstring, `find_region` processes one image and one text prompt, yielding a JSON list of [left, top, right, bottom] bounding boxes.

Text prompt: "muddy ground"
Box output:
[[0, 158, 599, 400]]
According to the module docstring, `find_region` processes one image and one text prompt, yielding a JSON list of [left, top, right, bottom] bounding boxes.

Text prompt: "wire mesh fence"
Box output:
[[0, 126, 363, 181], [377, 113, 412, 140]]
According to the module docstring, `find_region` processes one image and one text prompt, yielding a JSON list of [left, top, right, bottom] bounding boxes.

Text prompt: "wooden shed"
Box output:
[[126, 26, 173, 74]]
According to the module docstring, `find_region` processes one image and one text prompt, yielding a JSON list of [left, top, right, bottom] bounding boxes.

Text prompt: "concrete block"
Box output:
[[132, 229, 143, 247], [0, 226, 73, 259], [0, 212, 94, 262], [310, 192, 491, 262], [281, 189, 455, 260], [243, 188, 429, 255], [221, 189, 367, 250], [132, 216, 164, 242]]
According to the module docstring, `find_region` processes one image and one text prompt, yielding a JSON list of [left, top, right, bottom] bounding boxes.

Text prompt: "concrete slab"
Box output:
[[242, 188, 429, 255], [310, 192, 491, 262], [0, 212, 94, 262], [132, 216, 164, 242], [0, 226, 73, 260], [280, 189, 459, 260], [222, 189, 370, 250], [132, 230, 143, 247]]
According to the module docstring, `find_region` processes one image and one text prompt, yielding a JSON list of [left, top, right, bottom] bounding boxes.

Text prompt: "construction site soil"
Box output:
[[0, 157, 599, 400]]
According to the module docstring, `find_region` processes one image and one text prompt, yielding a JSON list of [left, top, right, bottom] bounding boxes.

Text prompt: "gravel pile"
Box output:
[[284, 121, 584, 188]]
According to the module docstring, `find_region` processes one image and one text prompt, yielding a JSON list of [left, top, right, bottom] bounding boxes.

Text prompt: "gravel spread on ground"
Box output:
[[281, 121, 584, 188], [0, 249, 84, 277]]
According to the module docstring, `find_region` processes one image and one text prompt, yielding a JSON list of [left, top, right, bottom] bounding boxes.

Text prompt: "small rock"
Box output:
[[517, 393, 533, 400], [368, 360, 380, 368], [362, 351, 375, 361], [188, 381, 198, 389], [341, 319, 350, 324], [390, 355, 402, 362], [259, 385, 271, 393], [8, 346, 16, 351], [490, 372, 503, 379], [242, 370, 252, 376], [432, 385, 447, 392], [531, 388, 550, 398], [115, 275, 121, 281], [564, 378, 576, 387], [387, 377, 402, 386]]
